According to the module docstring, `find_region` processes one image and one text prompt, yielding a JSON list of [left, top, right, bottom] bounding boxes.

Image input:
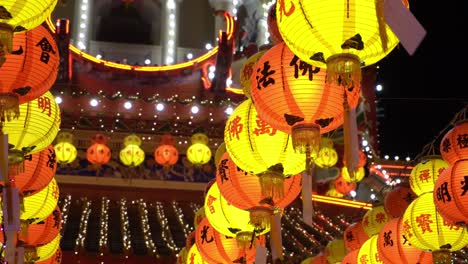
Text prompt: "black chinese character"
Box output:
[[383, 231, 394, 247], [345, 231, 355, 242], [457, 134, 468, 149], [236, 166, 248, 176], [436, 182, 452, 202], [255, 61, 276, 90], [461, 176, 468, 196], [441, 138, 451, 153], [200, 225, 214, 244], [289, 55, 320, 81], [218, 159, 229, 183], [36, 37, 56, 64], [47, 148, 56, 169], [53, 209, 61, 228]]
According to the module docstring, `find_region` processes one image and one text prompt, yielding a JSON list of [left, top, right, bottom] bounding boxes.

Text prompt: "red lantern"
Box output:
[[384, 185, 416, 218], [216, 151, 301, 228], [8, 145, 56, 196], [343, 221, 369, 252], [342, 249, 358, 264], [377, 217, 433, 264], [154, 144, 179, 167], [87, 134, 111, 165], [334, 176, 356, 195], [250, 42, 361, 153], [0, 25, 59, 120], [440, 121, 468, 164], [434, 159, 468, 225], [19, 206, 62, 246], [266, 2, 283, 44], [195, 217, 263, 264]]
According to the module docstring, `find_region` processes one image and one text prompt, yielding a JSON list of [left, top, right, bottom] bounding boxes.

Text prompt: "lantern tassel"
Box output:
[[249, 206, 272, 231], [258, 164, 285, 200], [302, 152, 314, 227], [0, 94, 20, 123], [23, 247, 39, 264], [343, 92, 360, 182], [0, 24, 13, 67], [236, 231, 255, 250], [269, 211, 283, 261], [432, 249, 451, 264], [326, 54, 361, 94]]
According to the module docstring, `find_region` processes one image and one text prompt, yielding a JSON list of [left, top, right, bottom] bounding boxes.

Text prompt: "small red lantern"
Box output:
[[440, 121, 468, 164], [87, 133, 111, 165], [434, 159, 468, 225], [334, 176, 356, 195], [343, 221, 369, 252], [384, 185, 416, 218], [154, 134, 179, 169]]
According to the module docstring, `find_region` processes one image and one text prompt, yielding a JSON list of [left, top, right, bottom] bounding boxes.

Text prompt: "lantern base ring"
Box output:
[[432, 249, 452, 264], [248, 206, 273, 230], [236, 231, 255, 249], [291, 124, 321, 155]]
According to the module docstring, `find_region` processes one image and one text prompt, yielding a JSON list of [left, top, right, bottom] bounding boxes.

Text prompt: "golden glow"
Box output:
[[409, 156, 448, 196], [312, 195, 373, 210], [357, 235, 383, 264], [362, 205, 392, 236], [402, 192, 468, 252], [35, 234, 61, 262], [204, 182, 270, 237], [46, 13, 235, 72], [54, 142, 78, 164], [186, 244, 207, 264], [276, 0, 405, 68], [341, 166, 366, 183]]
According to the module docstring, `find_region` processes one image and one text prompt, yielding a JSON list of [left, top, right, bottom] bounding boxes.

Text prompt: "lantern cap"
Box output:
[[291, 123, 321, 155]]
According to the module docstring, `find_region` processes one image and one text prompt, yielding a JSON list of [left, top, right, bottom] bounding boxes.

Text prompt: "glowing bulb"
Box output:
[[90, 98, 98, 107], [186, 53, 193, 60], [350, 190, 357, 197], [191, 105, 199, 114], [225, 106, 233, 115], [205, 43, 213, 50], [370, 193, 376, 200], [96, 54, 102, 59], [362, 140, 368, 147], [124, 101, 132, 110], [144, 59, 151, 65], [156, 103, 164, 111], [376, 84, 383, 92]]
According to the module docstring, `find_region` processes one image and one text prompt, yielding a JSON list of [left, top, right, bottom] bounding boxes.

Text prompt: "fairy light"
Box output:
[[98, 197, 110, 254], [137, 199, 158, 256], [154, 202, 178, 252], [120, 198, 132, 256], [60, 194, 72, 236], [171, 201, 190, 236], [75, 199, 92, 254]]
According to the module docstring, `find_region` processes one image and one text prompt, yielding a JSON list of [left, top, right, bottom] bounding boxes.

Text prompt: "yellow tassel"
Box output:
[[375, 0, 389, 52], [326, 54, 361, 93], [248, 207, 272, 231], [0, 94, 20, 123], [258, 164, 285, 200]]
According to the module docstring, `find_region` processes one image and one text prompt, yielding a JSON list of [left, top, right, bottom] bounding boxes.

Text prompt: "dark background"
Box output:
[[374, 1, 468, 158]]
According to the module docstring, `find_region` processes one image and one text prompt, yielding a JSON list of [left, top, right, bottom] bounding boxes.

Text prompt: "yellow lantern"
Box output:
[[276, 0, 406, 92], [224, 99, 305, 176], [315, 138, 338, 169], [123, 133, 142, 147], [326, 183, 344, 198], [357, 235, 383, 264], [193, 206, 206, 230], [1, 178, 59, 224], [119, 144, 145, 167], [177, 247, 188, 264], [2, 91, 60, 158], [409, 156, 448, 196], [214, 142, 226, 166], [186, 244, 207, 264], [239, 49, 267, 98], [54, 142, 77, 164], [402, 192, 468, 262], [54, 131, 74, 144], [0, 0, 58, 65], [186, 143, 212, 166], [324, 239, 347, 264], [191, 131, 209, 145], [362, 205, 392, 237], [30, 234, 61, 262], [204, 182, 269, 246], [341, 166, 365, 183]]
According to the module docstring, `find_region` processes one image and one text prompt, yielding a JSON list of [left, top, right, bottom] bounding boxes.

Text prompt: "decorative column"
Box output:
[[72, 0, 94, 51], [161, 0, 180, 65], [209, 0, 236, 43]]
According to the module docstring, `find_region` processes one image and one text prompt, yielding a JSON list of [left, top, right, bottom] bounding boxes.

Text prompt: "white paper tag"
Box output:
[[384, 0, 426, 55]]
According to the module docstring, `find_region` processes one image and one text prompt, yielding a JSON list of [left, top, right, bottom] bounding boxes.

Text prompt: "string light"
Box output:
[[137, 200, 158, 256], [154, 202, 178, 252], [60, 194, 72, 236], [98, 197, 110, 255], [120, 198, 132, 256], [75, 198, 92, 254]]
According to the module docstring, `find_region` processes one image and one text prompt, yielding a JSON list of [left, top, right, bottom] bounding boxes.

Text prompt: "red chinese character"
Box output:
[[243, 63, 254, 80], [253, 115, 277, 136], [443, 220, 461, 231], [359, 254, 368, 264], [416, 214, 433, 233], [227, 116, 243, 141], [207, 195, 217, 214], [52, 184, 59, 200], [362, 216, 369, 227], [278, 0, 295, 22], [190, 253, 195, 264], [402, 219, 413, 238], [375, 212, 387, 224], [437, 167, 446, 176], [37, 96, 52, 116], [418, 169, 430, 183]]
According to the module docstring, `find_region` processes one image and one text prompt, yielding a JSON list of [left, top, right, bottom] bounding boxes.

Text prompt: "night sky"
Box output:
[[372, 1, 468, 159]]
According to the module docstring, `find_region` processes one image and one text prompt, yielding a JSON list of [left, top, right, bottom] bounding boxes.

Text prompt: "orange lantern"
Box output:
[[342, 249, 358, 264], [216, 151, 301, 228], [0, 25, 59, 120], [409, 156, 448, 196], [377, 217, 433, 264], [19, 206, 62, 246], [154, 144, 179, 167], [402, 192, 468, 263], [195, 217, 263, 264], [343, 221, 369, 252], [250, 42, 360, 154], [384, 185, 416, 218], [362, 204, 392, 237], [434, 159, 468, 225], [334, 176, 356, 195], [266, 2, 283, 44], [440, 121, 468, 164], [87, 133, 111, 165], [8, 145, 56, 196]]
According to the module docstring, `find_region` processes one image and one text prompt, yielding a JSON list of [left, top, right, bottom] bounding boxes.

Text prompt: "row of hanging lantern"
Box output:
[[0, 0, 63, 262]]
